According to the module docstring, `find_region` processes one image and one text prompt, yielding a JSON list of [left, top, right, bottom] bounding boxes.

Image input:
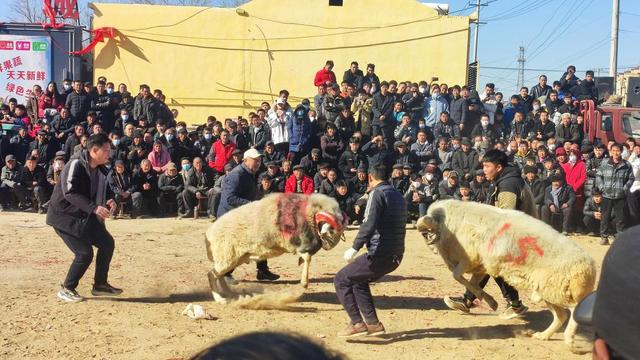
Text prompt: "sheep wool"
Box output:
[[417, 199, 596, 347]]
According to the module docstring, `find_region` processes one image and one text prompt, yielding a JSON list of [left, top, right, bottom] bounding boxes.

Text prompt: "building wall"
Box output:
[[92, 0, 471, 125]]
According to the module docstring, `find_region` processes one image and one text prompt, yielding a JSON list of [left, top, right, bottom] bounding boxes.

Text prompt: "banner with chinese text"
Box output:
[[0, 35, 51, 103]]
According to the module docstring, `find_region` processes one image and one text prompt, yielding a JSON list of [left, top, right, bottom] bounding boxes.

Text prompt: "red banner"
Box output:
[[69, 27, 116, 56]]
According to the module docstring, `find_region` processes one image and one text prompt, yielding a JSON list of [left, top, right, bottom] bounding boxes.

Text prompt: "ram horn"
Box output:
[[315, 211, 342, 232]]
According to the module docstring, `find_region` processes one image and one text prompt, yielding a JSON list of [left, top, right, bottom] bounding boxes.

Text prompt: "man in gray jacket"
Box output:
[[596, 143, 635, 245]]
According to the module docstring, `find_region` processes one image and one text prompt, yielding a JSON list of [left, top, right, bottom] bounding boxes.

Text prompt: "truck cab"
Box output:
[[580, 100, 640, 145]]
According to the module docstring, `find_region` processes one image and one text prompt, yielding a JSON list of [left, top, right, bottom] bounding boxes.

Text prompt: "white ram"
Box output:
[[417, 199, 596, 346], [204, 193, 347, 303]]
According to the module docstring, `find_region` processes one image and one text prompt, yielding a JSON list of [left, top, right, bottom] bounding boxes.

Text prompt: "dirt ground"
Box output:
[[0, 212, 608, 360]]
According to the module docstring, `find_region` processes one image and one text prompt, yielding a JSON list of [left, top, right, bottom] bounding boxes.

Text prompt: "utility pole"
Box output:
[[473, 0, 481, 63], [609, 0, 619, 79], [517, 46, 525, 90]]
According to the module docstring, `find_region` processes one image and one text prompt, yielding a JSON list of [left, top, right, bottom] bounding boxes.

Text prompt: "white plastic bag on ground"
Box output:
[[182, 303, 216, 320]]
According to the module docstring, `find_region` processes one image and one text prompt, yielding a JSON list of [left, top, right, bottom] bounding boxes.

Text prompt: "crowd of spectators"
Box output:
[[0, 62, 638, 244]]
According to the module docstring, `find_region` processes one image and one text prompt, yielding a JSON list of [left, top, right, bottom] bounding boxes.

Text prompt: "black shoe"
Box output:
[[91, 283, 123, 296], [257, 269, 280, 281]]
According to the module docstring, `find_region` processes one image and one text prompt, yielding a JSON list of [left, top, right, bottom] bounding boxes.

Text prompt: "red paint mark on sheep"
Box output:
[[276, 194, 308, 241], [506, 236, 544, 265], [487, 223, 511, 252]]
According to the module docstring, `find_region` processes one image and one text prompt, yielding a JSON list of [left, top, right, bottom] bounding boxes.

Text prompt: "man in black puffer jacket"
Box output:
[[47, 133, 122, 303], [65, 80, 92, 125]]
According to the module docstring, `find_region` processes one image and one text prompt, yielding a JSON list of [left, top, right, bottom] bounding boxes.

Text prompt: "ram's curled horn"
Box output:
[[315, 211, 343, 232], [315, 211, 345, 250]]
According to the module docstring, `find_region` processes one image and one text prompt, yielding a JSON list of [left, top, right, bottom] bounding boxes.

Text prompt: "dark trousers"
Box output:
[[274, 142, 289, 155], [226, 260, 270, 276], [540, 204, 572, 232], [334, 254, 402, 324], [627, 190, 640, 227], [15, 184, 49, 207], [131, 191, 157, 216], [178, 188, 216, 216], [464, 275, 520, 304], [601, 197, 627, 237], [0, 183, 13, 205], [583, 215, 600, 234], [55, 218, 115, 290], [157, 191, 179, 217]]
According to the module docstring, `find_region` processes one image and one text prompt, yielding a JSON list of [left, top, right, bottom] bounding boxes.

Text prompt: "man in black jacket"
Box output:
[[524, 165, 545, 218], [571, 70, 599, 101], [583, 188, 603, 235], [47, 133, 122, 302], [540, 174, 576, 234], [343, 61, 364, 90], [131, 159, 158, 218], [335, 164, 406, 337], [157, 162, 183, 217], [15, 156, 49, 212], [65, 80, 92, 125], [371, 81, 397, 149]]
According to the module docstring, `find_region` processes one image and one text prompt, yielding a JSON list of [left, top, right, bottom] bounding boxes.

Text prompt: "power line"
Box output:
[[523, 0, 574, 51], [527, 0, 595, 62], [125, 27, 469, 53]]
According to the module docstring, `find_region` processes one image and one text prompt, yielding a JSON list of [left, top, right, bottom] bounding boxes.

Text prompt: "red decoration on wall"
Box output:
[[69, 27, 116, 56]]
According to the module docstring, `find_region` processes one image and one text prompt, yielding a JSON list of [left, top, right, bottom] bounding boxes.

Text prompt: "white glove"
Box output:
[[343, 248, 358, 263]]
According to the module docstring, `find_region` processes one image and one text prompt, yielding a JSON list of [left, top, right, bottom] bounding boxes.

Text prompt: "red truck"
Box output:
[[580, 100, 640, 145]]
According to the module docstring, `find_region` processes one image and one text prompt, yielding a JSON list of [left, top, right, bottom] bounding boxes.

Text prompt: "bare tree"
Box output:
[[9, 0, 92, 26], [9, 0, 47, 23]]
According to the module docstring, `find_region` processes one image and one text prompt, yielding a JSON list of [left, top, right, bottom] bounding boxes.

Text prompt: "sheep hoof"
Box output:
[[532, 331, 551, 340], [212, 292, 229, 305], [564, 335, 575, 347]]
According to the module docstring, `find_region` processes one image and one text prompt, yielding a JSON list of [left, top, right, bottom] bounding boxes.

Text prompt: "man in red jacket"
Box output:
[[285, 165, 314, 194], [314, 60, 337, 87], [560, 148, 587, 232], [207, 130, 236, 174]]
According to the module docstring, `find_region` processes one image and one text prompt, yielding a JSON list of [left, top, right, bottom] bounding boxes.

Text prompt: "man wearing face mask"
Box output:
[[194, 127, 215, 159], [423, 84, 449, 131], [115, 109, 132, 134], [108, 132, 128, 165], [91, 80, 117, 133], [560, 149, 587, 232], [60, 78, 73, 102], [472, 114, 499, 143]]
